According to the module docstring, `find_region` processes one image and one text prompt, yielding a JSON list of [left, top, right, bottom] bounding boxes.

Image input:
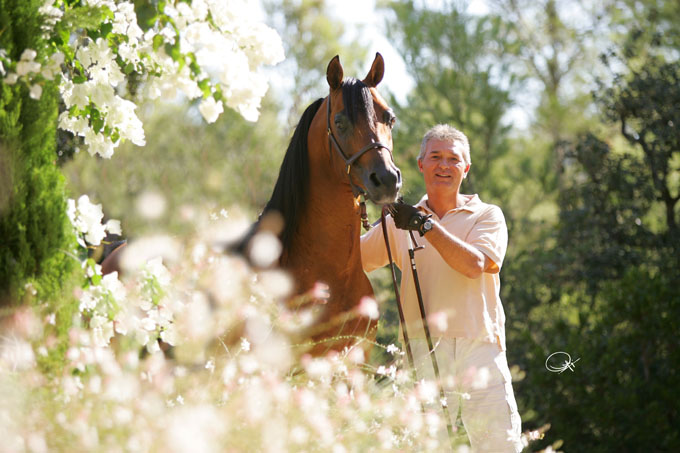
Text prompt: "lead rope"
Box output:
[[380, 208, 456, 448], [380, 207, 416, 371]]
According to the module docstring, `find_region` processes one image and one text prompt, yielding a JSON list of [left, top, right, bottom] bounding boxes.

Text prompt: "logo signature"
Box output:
[[545, 351, 580, 373]]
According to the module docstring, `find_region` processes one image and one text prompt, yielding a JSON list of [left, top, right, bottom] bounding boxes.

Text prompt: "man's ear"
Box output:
[[464, 163, 471, 176], [418, 159, 424, 173]]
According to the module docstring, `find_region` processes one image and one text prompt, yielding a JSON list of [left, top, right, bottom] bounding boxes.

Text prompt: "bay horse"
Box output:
[[250, 53, 401, 355]]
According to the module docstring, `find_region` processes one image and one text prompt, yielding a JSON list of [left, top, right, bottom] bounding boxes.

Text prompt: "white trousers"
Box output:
[[410, 338, 523, 452]]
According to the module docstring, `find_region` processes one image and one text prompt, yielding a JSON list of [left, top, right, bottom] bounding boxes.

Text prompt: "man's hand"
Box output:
[[387, 201, 431, 232]]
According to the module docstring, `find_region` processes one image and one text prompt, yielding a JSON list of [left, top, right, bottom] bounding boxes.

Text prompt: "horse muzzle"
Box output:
[[362, 162, 402, 205]]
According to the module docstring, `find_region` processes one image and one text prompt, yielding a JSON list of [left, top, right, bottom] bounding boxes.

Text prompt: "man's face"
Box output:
[[418, 138, 470, 193]]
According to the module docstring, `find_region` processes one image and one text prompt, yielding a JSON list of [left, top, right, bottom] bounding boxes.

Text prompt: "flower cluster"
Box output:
[[4, 1, 285, 159], [1, 205, 555, 451], [1, 207, 452, 451], [67, 194, 121, 247], [0, 47, 64, 100]]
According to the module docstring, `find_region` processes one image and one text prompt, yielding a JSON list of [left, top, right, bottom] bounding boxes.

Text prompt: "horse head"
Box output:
[[324, 53, 402, 205]]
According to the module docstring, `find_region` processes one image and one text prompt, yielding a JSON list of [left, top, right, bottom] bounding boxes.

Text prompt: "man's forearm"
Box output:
[[425, 220, 493, 279]]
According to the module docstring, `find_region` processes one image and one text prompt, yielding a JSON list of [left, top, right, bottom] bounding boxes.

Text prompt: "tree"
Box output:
[[381, 0, 515, 204], [264, 0, 368, 126], [598, 53, 680, 239], [0, 0, 285, 302], [507, 38, 680, 450], [0, 0, 75, 303]]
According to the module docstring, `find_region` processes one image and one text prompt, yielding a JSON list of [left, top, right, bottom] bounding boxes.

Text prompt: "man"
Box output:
[[361, 124, 523, 452]]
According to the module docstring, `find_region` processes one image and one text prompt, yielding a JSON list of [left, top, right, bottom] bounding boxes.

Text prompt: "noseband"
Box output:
[[326, 93, 393, 199]]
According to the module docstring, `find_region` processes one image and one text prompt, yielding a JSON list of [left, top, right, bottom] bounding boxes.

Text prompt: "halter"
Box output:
[[326, 92, 393, 230]]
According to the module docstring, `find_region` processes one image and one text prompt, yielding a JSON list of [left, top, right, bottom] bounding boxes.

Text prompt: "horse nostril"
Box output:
[[370, 172, 381, 187]]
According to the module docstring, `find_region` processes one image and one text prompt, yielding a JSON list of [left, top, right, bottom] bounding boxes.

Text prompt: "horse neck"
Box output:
[[284, 142, 363, 280]]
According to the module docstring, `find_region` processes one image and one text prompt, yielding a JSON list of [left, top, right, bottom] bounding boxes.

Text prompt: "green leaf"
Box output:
[[99, 22, 113, 38], [153, 34, 164, 52]]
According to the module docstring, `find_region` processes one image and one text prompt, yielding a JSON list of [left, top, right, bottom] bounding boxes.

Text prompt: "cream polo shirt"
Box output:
[[360, 194, 509, 350]]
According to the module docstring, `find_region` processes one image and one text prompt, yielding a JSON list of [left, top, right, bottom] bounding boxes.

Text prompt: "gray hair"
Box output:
[[418, 124, 471, 166]]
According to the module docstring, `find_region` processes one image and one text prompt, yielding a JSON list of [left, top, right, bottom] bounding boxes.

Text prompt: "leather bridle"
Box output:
[[326, 92, 393, 200]]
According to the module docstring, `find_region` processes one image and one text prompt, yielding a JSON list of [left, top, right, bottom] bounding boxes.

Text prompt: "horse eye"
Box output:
[[384, 111, 396, 128], [334, 114, 348, 132]]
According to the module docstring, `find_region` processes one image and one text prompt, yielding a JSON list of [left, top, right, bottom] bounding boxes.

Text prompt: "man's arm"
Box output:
[[388, 202, 504, 279], [425, 220, 499, 279], [360, 219, 392, 273]]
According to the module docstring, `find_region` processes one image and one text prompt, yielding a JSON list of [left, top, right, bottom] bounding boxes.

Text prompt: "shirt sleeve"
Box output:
[[360, 215, 397, 273], [466, 205, 508, 269]]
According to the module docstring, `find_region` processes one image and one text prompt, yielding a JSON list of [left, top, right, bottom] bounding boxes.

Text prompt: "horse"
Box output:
[[246, 53, 401, 355]]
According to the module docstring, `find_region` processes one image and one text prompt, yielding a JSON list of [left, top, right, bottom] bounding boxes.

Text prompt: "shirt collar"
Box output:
[[415, 194, 482, 217]]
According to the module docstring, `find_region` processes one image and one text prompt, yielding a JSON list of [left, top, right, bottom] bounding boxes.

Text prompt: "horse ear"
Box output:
[[363, 52, 384, 87], [326, 55, 343, 90]]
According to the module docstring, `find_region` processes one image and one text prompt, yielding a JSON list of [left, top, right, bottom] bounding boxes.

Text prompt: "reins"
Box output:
[[326, 93, 391, 231], [380, 207, 456, 448]]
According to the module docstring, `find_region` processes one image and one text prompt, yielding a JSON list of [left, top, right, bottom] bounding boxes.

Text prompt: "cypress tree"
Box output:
[[0, 0, 76, 304]]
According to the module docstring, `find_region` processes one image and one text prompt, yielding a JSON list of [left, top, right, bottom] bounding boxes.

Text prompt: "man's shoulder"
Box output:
[[472, 197, 506, 223]]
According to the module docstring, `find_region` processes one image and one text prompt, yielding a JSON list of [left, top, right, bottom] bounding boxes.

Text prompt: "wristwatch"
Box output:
[[419, 217, 434, 236]]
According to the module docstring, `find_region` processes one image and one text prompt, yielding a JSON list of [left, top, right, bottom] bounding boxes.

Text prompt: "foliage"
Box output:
[[0, 0, 77, 304], [598, 53, 680, 238], [264, 0, 368, 126], [507, 55, 680, 449], [61, 97, 286, 237], [381, 0, 515, 204]]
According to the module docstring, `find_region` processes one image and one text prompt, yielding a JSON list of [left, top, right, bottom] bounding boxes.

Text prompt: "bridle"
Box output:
[[326, 92, 394, 231]]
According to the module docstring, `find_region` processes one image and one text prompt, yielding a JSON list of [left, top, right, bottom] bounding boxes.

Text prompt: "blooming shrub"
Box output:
[[0, 204, 462, 452], [0, 0, 285, 159]]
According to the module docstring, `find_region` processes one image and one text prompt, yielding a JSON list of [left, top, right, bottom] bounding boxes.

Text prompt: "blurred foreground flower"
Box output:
[[0, 207, 546, 452]]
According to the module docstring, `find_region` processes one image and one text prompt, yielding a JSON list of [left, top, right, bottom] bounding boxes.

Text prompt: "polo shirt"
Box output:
[[360, 194, 509, 350]]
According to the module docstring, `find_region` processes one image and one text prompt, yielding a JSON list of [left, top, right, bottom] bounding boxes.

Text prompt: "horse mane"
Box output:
[[341, 77, 375, 127], [244, 80, 374, 257], [262, 97, 324, 251]]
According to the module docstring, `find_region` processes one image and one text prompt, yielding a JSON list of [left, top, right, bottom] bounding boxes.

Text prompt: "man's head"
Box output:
[[417, 124, 471, 195], [418, 124, 471, 166]]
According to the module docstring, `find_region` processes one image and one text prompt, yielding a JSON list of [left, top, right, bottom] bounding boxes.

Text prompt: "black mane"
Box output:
[[244, 79, 375, 256], [262, 97, 324, 250], [341, 77, 375, 127]]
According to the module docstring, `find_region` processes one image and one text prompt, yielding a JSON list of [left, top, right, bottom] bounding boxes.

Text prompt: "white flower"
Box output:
[[42, 51, 64, 80], [101, 272, 126, 303], [416, 379, 438, 404], [429, 311, 449, 333], [29, 84, 43, 100], [248, 231, 282, 268], [69, 195, 112, 245], [240, 337, 250, 352], [144, 256, 171, 287], [4, 72, 18, 84], [105, 219, 122, 235], [234, 22, 285, 68], [146, 339, 160, 354], [160, 325, 178, 346], [198, 96, 223, 123], [20, 48, 37, 62], [135, 190, 166, 219], [386, 344, 400, 355], [357, 296, 379, 320], [16, 60, 41, 77], [60, 80, 90, 109]]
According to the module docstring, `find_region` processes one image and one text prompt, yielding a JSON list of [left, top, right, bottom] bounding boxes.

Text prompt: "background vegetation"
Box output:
[[3, 0, 679, 451]]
